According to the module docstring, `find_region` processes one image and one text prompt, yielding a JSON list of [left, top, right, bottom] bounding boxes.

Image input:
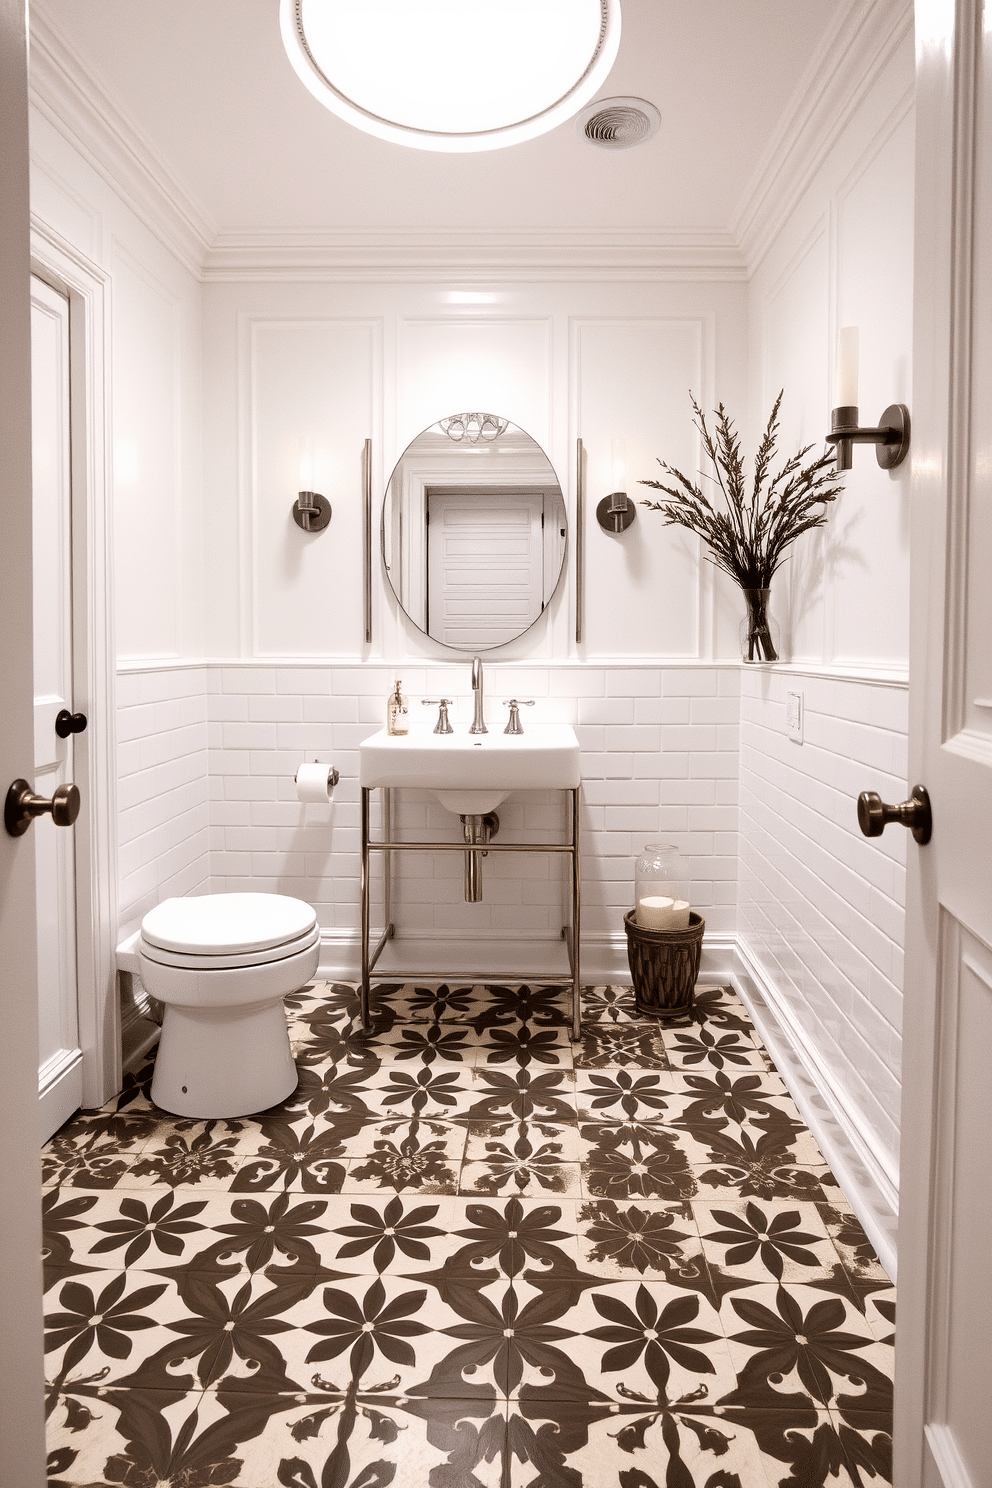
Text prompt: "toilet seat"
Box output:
[[139, 922, 319, 971], [141, 892, 316, 957]]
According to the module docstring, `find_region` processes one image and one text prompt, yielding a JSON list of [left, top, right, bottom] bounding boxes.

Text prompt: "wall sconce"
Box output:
[[596, 437, 637, 532], [825, 326, 910, 472], [292, 435, 332, 532]]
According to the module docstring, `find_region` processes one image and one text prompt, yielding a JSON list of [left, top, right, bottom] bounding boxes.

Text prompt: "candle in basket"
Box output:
[[637, 895, 674, 928], [637, 896, 691, 930]]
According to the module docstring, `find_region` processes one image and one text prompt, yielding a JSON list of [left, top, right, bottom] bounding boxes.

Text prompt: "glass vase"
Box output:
[[739, 587, 779, 663]]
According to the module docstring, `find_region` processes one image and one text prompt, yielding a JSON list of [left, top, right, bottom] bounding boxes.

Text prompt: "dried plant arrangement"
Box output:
[[640, 392, 844, 660]]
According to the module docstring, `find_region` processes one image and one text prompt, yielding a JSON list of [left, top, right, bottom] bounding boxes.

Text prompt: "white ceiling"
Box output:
[[31, 0, 836, 239]]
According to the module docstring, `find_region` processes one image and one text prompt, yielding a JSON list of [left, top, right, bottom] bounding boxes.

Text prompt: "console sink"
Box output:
[[359, 722, 581, 815]]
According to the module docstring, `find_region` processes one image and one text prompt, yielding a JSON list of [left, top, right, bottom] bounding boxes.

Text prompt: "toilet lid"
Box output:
[[141, 893, 317, 956]]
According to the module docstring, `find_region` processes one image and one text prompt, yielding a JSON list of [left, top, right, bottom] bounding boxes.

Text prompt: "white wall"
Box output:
[[739, 25, 914, 1242], [30, 109, 204, 664], [200, 278, 749, 665]]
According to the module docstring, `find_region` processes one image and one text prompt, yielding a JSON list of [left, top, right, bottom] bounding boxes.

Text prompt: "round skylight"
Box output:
[[280, 0, 621, 153]]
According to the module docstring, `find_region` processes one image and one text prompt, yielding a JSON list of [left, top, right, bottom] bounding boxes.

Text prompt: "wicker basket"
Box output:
[[623, 909, 705, 1019]]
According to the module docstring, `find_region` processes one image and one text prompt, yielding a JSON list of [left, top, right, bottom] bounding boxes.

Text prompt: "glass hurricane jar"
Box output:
[[635, 843, 689, 928]]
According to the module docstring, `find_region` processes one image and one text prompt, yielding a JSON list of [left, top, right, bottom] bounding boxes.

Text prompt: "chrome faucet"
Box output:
[[469, 656, 487, 734]]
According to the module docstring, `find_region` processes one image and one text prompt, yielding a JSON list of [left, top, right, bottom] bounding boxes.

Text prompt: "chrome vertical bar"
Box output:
[[571, 786, 582, 1041], [361, 786, 371, 1029], [463, 814, 483, 902], [383, 786, 393, 934], [575, 437, 584, 645], [363, 437, 372, 644]]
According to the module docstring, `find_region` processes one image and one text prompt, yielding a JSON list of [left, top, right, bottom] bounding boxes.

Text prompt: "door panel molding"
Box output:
[[31, 220, 120, 1110]]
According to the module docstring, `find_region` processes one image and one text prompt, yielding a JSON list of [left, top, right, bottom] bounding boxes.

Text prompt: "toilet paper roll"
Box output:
[[295, 763, 338, 803]]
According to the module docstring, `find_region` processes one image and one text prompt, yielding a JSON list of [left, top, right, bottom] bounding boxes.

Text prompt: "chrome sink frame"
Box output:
[[360, 786, 582, 1040]]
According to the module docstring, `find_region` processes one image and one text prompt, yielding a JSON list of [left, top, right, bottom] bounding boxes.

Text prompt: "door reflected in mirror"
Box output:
[[382, 415, 566, 651]]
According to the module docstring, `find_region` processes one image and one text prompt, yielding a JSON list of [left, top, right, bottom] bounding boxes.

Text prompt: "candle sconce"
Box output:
[[596, 437, 636, 533], [596, 488, 636, 533], [292, 490, 332, 532], [826, 404, 911, 472]]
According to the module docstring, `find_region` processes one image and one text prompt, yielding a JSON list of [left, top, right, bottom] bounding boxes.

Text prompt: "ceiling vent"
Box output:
[[575, 96, 661, 149]]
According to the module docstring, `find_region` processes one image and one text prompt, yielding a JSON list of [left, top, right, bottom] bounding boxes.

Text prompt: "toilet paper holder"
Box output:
[[295, 762, 340, 804], [295, 763, 339, 786]]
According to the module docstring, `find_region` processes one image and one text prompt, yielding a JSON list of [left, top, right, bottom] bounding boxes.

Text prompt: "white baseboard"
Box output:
[[732, 940, 898, 1281], [316, 928, 739, 986], [39, 1048, 83, 1145]]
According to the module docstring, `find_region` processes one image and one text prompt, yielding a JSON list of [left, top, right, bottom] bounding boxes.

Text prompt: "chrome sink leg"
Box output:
[[361, 787, 371, 1029]]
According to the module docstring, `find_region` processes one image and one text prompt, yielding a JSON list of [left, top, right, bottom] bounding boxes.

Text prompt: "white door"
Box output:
[[0, 1, 49, 1476], [426, 488, 544, 647], [895, 2, 992, 1483], [31, 274, 82, 1144]]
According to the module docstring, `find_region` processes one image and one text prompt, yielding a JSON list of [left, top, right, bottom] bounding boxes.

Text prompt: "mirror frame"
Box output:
[[381, 415, 568, 652]]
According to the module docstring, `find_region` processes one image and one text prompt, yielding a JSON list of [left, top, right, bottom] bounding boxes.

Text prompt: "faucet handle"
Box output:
[[503, 699, 535, 735], [422, 699, 454, 734]]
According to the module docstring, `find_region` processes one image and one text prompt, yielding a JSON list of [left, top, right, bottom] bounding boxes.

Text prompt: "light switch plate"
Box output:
[[786, 690, 803, 743]]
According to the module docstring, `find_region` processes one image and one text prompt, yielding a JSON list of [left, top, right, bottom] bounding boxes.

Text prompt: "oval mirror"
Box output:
[[382, 414, 567, 651]]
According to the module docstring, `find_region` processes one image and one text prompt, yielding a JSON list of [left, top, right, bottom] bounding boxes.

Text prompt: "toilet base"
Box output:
[[151, 997, 298, 1118]]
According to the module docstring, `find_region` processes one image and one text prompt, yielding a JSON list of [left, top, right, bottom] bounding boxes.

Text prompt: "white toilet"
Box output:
[[135, 892, 320, 1119]]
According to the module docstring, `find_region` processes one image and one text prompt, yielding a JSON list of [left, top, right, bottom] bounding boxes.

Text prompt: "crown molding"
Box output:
[[28, 0, 908, 287], [28, 5, 215, 277], [201, 227, 747, 283], [730, 0, 914, 274]]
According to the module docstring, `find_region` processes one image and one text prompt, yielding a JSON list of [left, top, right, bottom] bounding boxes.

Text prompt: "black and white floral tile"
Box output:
[[42, 981, 895, 1488]]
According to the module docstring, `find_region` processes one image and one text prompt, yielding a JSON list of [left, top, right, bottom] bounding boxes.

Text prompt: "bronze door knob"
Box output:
[[857, 784, 932, 845], [4, 779, 81, 837]]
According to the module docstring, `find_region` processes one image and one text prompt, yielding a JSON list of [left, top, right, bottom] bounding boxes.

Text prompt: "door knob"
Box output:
[[55, 709, 87, 738], [857, 784, 932, 845], [4, 779, 81, 837]]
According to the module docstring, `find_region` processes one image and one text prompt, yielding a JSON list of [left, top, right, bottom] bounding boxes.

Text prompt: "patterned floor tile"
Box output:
[[662, 1023, 770, 1071], [513, 1277, 738, 1406], [717, 1282, 894, 1414], [462, 1108, 583, 1196], [575, 1023, 671, 1070], [41, 981, 893, 1487], [507, 1401, 782, 1487], [695, 1199, 844, 1284], [691, 1161, 837, 1205], [576, 984, 640, 1023], [817, 1200, 891, 1280], [575, 1197, 705, 1282], [578, 1123, 698, 1203]]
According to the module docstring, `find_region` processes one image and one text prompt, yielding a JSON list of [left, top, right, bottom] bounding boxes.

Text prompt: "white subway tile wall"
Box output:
[[117, 664, 741, 943], [737, 671, 908, 1186], [117, 668, 210, 930], [207, 665, 741, 942]]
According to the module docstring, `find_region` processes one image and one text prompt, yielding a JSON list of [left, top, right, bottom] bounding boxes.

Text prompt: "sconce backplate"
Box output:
[[293, 492, 332, 532], [596, 493, 637, 533], [876, 404, 910, 470]]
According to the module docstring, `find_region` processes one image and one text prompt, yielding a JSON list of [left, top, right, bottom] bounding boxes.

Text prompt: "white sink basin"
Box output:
[[359, 722, 581, 815]]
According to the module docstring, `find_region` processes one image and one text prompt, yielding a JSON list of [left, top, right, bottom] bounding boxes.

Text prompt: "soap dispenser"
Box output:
[[387, 680, 409, 735]]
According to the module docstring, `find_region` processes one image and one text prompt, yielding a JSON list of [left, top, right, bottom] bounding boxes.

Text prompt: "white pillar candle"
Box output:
[[637, 895, 674, 929], [668, 900, 691, 930], [834, 326, 859, 408]]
